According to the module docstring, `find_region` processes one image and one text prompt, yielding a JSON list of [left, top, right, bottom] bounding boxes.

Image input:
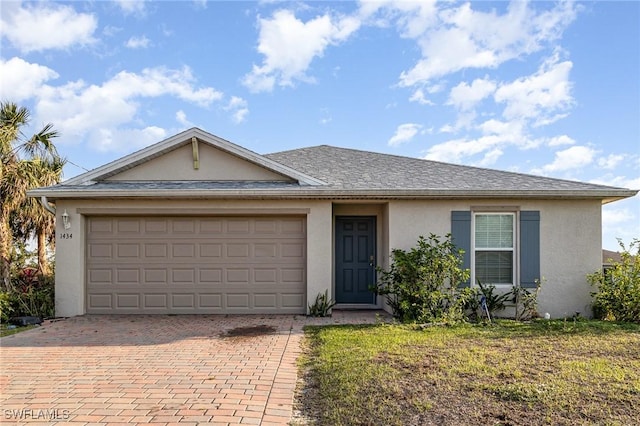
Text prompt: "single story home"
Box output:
[[30, 128, 637, 318]]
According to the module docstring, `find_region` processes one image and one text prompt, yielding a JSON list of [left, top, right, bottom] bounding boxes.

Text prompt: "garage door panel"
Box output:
[[144, 293, 168, 309], [282, 293, 304, 308], [88, 293, 112, 309], [144, 269, 168, 283], [87, 216, 306, 314], [200, 243, 222, 257], [117, 219, 141, 233], [116, 294, 140, 309], [199, 293, 223, 308], [200, 269, 222, 282]]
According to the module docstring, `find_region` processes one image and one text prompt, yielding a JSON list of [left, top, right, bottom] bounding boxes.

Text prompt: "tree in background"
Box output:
[[0, 101, 65, 290]]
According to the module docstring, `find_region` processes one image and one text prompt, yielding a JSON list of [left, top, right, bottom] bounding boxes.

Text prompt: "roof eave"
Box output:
[[28, 187, 639, 202]]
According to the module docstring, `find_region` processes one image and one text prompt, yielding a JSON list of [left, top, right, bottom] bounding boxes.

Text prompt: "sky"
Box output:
[[1, 0, 638, 250]]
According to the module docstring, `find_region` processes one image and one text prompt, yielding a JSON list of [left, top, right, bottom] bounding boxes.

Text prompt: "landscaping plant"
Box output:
[[308, 290, 336, 317], [373, 234, 470, 324], [588, 238, 640, 322], [509, 278, 542, 321], [475, 280, 510, 319]]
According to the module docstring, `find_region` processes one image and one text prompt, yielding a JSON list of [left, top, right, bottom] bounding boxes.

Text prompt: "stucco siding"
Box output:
[[106, 143, 292, 182], [53, 197, 603, 318], [386, 199, 602, 318], [537, 200, 602, 318]]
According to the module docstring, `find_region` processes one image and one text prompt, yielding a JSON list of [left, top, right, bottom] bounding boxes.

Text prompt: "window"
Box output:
[[473, 213, 515, 285], [451, 210, 539, 289]]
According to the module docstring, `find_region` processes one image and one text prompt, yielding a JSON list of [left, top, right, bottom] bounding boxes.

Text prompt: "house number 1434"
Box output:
[[59, 233, 73, 239]]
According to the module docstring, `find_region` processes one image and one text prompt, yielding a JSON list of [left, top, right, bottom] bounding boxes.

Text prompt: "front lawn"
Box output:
[[295, 320, 640, 425], [0, 323, 36, 337]]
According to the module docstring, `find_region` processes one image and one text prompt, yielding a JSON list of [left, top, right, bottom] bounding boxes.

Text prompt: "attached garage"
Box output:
[[86, 216, 307, 314]]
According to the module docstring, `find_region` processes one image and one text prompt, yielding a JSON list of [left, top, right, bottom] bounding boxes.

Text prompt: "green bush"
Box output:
[[0, 291, 13, 323], [8, 270, 55, 319], [373, 234, 470, 324], [588, 239, 640, 322]]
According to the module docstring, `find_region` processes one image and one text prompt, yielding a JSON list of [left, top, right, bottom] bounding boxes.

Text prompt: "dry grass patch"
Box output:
[[294, 320, 640, 426]]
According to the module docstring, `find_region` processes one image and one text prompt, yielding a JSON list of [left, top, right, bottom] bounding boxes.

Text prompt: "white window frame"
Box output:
[[471, 212, 517, 288]]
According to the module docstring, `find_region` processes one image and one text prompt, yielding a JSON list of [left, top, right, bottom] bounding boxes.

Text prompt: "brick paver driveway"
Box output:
[[1, 312, 386, 425]]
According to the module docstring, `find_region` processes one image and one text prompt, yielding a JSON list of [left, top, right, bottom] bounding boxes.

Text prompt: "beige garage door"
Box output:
[[86, 216, 306, 314]]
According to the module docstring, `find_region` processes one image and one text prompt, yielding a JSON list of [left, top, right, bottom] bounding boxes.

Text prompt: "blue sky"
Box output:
[[1, 0, 638, 250]]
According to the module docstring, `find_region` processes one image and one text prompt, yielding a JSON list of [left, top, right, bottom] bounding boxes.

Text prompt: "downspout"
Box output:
[[40, 196, 56, 214]]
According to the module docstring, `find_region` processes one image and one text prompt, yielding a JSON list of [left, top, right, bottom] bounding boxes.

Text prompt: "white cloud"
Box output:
[[0, 2, 97, 53], [447, 77, 496, 111], [224, 96, 249, 124], [533, 145, 596, 174], [598, 154, 626, 170], [359, 0, 438, 39], [547, 135, 575, 147], [193, 0, 207, 10], [103, 25, 123, 37], [114, 0, 146, 16], [175, 110, 193, 128], [424, 135, 505, 164], [601, 200, 640, 252], [0, 57, 59, 102], [395, 1, 577, 87], [125, 35, 151, 49], [243, 9, 361, 92], [34, 66, 223, 151], [409, 89, 434, 105], [602, 207, 634, 225], [388, 123, 422, 146], [494, 53, 574, 123], [91, 126, 167, 153], [590, 174, 640, 190]]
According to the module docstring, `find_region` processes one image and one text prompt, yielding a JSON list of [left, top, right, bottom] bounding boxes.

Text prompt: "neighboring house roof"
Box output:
[[603, 249, 623, 266], [29, 128, 638, 202]]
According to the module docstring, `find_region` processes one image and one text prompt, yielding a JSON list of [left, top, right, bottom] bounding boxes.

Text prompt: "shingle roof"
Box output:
[[29, 140, 637, 202], [265, 145, 631, 193]]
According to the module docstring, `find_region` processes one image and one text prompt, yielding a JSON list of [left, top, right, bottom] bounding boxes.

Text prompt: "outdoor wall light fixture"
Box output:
[[61, 210, 71, 230]]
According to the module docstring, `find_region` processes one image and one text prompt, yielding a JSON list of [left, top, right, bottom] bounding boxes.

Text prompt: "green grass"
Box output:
[[295, 320, 640, 426], [0, 323, 36, 337]]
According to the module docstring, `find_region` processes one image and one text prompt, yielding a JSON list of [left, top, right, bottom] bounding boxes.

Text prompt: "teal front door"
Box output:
[[335, 216, 376, 304]]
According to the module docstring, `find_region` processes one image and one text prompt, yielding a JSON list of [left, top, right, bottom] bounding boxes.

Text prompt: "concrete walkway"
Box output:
[[0, 311, 388, 425]]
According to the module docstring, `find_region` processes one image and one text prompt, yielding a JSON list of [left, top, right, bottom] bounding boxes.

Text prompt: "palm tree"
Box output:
[[11, 158, 65, 275], [1, 101, 64, 290]]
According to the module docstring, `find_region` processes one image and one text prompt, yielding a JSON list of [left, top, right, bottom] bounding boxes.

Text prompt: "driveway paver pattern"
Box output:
[[1, 311, 388, 425]]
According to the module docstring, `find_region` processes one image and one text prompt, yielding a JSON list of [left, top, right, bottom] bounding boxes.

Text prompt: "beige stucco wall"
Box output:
[[53, 199, 332, 317], [387, 199, 602, 318], [106, 144, 291, 181], [54, 197, 602, 319]]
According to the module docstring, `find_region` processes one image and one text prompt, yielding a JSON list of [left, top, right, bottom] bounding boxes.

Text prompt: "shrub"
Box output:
[[509, 279, 542, 321], [475, 280, 510, 319], [9, 270, 55, 319], [373, 234, 470, 324], [0, 291, 13, 323], [588, 239, 640, 322], [308, 290, 336, 317]]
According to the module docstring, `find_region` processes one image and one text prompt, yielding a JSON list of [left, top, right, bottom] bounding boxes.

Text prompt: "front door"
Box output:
[[335, 216, 376, 304]]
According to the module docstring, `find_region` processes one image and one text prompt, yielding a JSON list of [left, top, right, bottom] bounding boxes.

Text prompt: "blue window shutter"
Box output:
[[451, 211, 471, 287], [520, 211, 540, 288]]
